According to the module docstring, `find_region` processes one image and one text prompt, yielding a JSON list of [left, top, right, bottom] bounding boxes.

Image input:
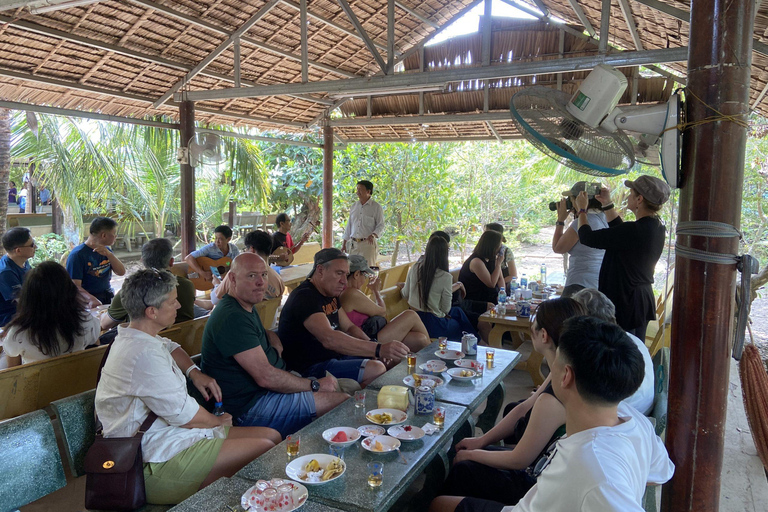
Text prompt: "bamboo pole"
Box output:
[[179, 100, 196, 258]]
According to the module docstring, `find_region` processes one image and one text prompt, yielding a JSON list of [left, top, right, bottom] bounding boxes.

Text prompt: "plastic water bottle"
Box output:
[[540, 263, 547, 284], [213, 401, 225, 416], [498, 287, 507, 305], [520, 273, 528, 289]]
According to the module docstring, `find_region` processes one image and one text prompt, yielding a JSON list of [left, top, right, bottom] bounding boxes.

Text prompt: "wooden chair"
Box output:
[[159, 314, 210, 357], [50, 389, 96, 478], [0, 345, 108, 421], [256, 297, 281, 329], [0, 409, 67, 509]]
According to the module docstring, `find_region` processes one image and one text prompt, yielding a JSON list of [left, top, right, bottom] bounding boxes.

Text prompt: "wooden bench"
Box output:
[[292, 241, 321, 265], [380, 285, 409, 322], [255, 297, 281, 329]]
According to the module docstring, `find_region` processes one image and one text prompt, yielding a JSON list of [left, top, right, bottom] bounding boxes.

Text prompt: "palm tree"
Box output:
[[0, 108, 10, 246]]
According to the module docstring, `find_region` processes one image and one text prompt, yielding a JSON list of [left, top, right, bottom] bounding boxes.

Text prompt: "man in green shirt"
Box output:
[[101, 238, 197, 329], [200, 253, 348, 437]]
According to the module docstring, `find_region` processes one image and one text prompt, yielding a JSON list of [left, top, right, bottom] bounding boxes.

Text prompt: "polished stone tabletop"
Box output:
[[236, 389, 470, 512], [367, 341, 521, 412], [169, 476, 347, 512]]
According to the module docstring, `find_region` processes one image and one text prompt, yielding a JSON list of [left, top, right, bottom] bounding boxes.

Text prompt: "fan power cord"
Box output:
[[675, 221, 759, 360]]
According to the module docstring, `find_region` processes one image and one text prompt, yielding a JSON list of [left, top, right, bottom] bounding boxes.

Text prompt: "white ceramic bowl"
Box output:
[[365, 408, 408, 425], [285, 454, 346, 485], [321, 426, 361, 446], [361, 434, 401, 453], [447, 367, 477, 380]]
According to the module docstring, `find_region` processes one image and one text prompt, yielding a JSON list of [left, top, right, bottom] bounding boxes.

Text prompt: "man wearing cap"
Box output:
[[278, 248, 409, 387], [485, 223, 517, 285], [552, 182, 609, 297], [341, 180, 385, 267], [574, 175, 671, 340], [200, 252, 349, 437]]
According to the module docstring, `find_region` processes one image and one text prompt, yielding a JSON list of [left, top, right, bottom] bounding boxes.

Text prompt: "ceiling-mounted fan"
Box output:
[[509, 64, 683, 187]]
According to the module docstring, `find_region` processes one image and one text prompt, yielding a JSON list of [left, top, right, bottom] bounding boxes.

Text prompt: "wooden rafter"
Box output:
[[335, 0, 387, 73]]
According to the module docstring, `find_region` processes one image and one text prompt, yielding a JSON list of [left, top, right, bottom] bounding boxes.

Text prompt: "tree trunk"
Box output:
[[292, 195, 321, 240], [0, 108, 10, 255]]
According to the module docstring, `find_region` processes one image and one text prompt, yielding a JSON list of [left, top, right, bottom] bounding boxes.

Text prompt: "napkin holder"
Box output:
[[377, 385, 411, 411]]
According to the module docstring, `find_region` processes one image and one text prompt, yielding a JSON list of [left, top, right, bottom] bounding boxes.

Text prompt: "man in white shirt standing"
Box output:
[[431, 315, 674, 512], [342, 180, 384, 267]]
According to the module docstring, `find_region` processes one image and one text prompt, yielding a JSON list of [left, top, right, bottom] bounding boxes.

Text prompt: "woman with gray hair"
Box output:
[[95, 269, 280, 505], [572, 288, 655, 414]]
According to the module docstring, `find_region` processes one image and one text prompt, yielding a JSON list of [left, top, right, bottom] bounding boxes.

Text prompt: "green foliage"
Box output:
[[30, 233, 68, 266]]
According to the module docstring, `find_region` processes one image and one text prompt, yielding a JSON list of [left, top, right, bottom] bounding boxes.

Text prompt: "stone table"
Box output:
[[477, 311, 544, 386], [236, 389, 470, 512]]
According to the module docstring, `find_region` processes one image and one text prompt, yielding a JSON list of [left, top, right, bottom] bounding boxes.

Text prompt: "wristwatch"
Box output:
[[310, 378, 320, 392]]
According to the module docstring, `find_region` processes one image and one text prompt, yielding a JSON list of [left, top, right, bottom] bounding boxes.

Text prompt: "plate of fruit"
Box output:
[[321, 426, 361, 446]]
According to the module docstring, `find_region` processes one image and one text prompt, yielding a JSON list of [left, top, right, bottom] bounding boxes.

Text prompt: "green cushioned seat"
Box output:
[[50, 389, 96, 478]]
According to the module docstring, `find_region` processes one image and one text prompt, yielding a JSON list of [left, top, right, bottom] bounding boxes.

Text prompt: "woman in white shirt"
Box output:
[[401, 236, 476, 339], [4, 261, 100, 366], [95, 269, 280, 505]]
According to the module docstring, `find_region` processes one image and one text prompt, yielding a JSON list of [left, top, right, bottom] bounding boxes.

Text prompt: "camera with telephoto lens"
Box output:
[[548, 183, 603, 211]]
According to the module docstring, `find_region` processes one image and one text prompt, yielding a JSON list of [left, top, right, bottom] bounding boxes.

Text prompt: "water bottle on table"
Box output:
[[540, 263, 547, 284]]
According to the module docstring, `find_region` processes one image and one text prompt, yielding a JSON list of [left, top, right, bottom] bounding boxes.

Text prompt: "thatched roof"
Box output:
[[0, 0, 763, 141]]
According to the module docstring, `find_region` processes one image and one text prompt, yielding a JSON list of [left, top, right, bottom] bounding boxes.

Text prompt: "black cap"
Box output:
[[307, 248, 348, 278]]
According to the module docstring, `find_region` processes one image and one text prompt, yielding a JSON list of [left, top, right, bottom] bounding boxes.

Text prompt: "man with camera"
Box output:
[[550, 182, 609, 297]]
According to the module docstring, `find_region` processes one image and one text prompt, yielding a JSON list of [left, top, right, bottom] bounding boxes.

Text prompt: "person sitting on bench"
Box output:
[[0, 227, 35, 327], [184, 225, 239, 283], [271, 213, 310, 266]]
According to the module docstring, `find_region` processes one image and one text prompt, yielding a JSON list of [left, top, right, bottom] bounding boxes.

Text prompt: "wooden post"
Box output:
[[228, 179, 236, 228], [27, 162, 37, 214], [179, 101, 196, 258], [322, 123, 333, 248], [51, 197, 62, 235], [662, 0, 754, 509]]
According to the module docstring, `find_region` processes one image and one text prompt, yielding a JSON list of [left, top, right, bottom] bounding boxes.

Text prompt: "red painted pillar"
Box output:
[[322, 123, 333, 249], [179, 101, 196, 258], [662, 0, 754, 509]]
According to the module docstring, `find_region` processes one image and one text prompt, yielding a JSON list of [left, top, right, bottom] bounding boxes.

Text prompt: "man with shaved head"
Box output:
[[201, 252, 348, 437]]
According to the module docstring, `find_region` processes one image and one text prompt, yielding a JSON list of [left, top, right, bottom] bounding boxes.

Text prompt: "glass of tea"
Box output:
[[438, 337, 448, 350], [367, 462, 384, 488], [286, 434, 300, 458], [406, 353, 417, 367], [433, 406, 446, 428]]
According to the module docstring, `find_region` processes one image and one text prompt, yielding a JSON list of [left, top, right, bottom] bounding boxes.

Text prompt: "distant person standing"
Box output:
[[184, 225, 239, 283], [0, 227, 36, 327], [39, 188, 51, 205], [17, 184, 27, 214], [271, 213, 310, 266], [66, 216, 126, 307], [341, 180, 384, 267], [8, 181, 17, 205]]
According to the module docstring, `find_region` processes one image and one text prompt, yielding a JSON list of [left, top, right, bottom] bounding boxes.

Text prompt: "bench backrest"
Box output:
[[255, 297, 281, 329], [0, 409, 67, 509], [158, 314, 211, 357], [50, 389, 96, 478], [0, 345, 108, 421], [380, 286, 408, 322], [293, 242, 321, 265], [651, 347, 670, 438]]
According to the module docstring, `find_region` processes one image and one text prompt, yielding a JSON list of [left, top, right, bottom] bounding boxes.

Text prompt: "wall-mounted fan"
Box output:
[[510, 64, 682, 187], [177, 132, 224, 167]]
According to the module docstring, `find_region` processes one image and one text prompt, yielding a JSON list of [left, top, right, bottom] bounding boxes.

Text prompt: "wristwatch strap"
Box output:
[[556, 221, 565, 226]]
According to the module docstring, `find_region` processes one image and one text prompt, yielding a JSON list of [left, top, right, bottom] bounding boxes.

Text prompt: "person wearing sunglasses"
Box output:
[[0, 227, 36, 327]]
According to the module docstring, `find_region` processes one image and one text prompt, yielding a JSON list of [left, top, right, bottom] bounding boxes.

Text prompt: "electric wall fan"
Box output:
[[177, 132, 224, 167], [509, 64, 682, 187]]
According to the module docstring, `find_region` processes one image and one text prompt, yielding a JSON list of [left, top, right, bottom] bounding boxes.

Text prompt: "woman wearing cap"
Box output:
[[575, 175, 670, 340], [340, 255, 430, 353], [552, 182, 609, 297]]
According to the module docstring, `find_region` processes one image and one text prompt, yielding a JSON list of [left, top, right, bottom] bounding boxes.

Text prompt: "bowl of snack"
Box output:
[[447, 367, 477, 381], [361, 434, 401, 453], [403, 373, 444, 388], [365, 408, 408, 425], [387, 425, 425, 442], [285, 454, 346, 485], [241, 480, 308, 511], [419, 360, 447, 373], [322, 426, 361, 446]]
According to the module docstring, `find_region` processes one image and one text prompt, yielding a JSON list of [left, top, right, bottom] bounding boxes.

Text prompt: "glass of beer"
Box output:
[[286, 434, 300, 458], [433, 406, 446, 428], [438, 337, 448, 351], [486, 348, 495, 365], [406, 353, 417, 367], [367, 462, 384, 488]]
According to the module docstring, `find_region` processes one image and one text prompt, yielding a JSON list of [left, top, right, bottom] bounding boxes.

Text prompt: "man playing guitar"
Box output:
[[271, 213, 311, 266], [184, 225, 239, 282]]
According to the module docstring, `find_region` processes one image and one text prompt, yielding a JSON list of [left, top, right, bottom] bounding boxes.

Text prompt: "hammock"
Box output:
[[739, 341, 768, 471]]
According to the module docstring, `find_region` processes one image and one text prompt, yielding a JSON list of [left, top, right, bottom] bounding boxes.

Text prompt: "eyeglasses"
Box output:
[[18, 242, 36, 250]]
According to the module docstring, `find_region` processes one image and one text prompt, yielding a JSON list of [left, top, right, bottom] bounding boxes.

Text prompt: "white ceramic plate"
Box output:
[[419, 360, 447, 373], [357, 425, 386, 437], [361, 434, 401, 453], [387, 425, 425, 442], [403, 374, 444, 388], [435, 349, 464, 360], [454, 359, 483, 369], [285, 454, 346, 485], [447, 367, 477, 380], [365, 408, 408, 425], [321, 426, 361, 446], [241, 481, 308, 511]]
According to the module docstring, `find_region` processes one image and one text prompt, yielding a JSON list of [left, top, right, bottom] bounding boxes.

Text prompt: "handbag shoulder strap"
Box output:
[[94, 337, 158, 438]]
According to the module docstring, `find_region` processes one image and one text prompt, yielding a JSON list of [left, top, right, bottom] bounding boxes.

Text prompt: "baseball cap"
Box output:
[[348, 254, 374, 275], [307, 248, 348, 278], [485, 223, 507, 243], [624, 175, 670, 205], [562, 181, 600, 198]]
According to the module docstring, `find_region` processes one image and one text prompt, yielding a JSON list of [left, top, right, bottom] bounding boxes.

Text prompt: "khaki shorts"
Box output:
[[143, 427, 229, 505]]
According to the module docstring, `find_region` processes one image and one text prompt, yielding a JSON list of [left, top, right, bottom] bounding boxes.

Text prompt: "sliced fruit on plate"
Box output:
[[331, 431, 348, 443]]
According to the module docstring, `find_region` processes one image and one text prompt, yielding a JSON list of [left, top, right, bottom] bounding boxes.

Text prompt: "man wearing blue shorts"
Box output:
[[200, 253, 348, 437], [278, 248, 407, 387]]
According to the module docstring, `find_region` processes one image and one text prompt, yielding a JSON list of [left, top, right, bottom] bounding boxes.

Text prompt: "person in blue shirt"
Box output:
[[0, 227, 36, 326], [184, 224, 239, 284], [39, 188, 51, 205], [66, 216, 126, 307]]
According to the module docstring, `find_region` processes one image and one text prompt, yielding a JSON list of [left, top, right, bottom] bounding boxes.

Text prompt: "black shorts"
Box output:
[[455, 497, 505, 512]]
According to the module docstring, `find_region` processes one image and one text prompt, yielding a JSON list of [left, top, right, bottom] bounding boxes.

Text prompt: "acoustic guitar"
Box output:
[[270, 221, 317, 267], [187, 256, 232, 291]]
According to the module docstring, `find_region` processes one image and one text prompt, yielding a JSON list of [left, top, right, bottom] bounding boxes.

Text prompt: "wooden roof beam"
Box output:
[[486, 121, 503, 142], [565, 0, 595, 36], [341, 135, 522, 143], [330, 112, 514, 127], [0, 99, 179, 128], [395, 1, 439, 29], [178, 47, 689, 101], [335, 0, 387, 74], [153, 0, 282, 107], [617, 0, 643, 50]]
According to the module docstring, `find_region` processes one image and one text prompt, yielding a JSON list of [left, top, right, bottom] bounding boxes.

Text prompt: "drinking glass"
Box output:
[[286, 434, 300, 458], [277, 484, 295, 510], [406, 353, 417, 367], [433, 406, 446, 428], [329, 444, 346, 460], [354, 390, 367, 408], [367, 462, 384, 488], [475, 362, 484, 377], [486, 348, 495, 364], [438, 337, 448, 350]]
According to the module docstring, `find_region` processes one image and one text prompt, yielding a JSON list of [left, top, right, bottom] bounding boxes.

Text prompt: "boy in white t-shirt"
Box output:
[[432, 316, 674, 512]]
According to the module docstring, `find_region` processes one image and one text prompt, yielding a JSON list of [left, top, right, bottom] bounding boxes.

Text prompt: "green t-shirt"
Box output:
[[200, 294, 286, 419], [107, 275, 197, 324]]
